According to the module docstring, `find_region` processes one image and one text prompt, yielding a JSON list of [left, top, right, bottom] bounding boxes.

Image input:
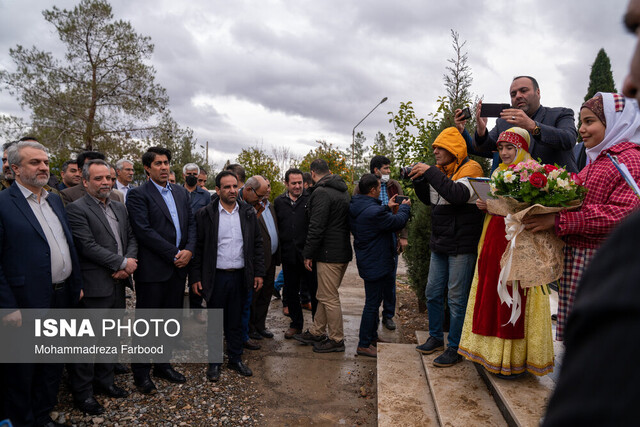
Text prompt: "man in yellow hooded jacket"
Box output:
[[408, 127, 485, 367]]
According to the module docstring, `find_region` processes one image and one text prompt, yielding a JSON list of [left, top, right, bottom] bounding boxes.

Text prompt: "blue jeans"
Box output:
[[382, 254, 398, 319], [425, 252, 476, 349], [358, 274, 392, 348], [274, 270, 284, 292], [241, 288, 253, 342]]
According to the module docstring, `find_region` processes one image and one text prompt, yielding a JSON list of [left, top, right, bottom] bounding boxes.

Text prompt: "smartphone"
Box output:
[[395, 195, 409, 203], [480, 103, 511, 117], [460, 107, 472, 120]]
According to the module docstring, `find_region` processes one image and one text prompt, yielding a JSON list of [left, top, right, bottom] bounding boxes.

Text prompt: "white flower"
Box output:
[[548, 169, 561, 180], [503, 170, 516, 183], [556, 178, 569, 189]]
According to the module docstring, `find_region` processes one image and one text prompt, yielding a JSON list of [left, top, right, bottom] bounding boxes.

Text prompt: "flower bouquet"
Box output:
[[486, 159, 587, 324]]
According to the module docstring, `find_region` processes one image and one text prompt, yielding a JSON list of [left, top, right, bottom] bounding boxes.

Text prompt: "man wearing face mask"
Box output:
[[353, 155, 407, 331], [183, 163, 211, 323]]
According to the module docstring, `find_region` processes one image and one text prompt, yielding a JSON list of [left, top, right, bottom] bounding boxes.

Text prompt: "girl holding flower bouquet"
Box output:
[[458, 127, 555, 377], [523, 93, 640, 341]]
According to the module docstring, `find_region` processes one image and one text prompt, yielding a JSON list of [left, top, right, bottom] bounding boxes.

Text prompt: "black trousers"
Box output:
[[249, 259, 276, 333], [69, 280, 126, 400], [131, 270, 184, 381], [0, 283, 68, 426], [282, 261, 318, 330], [207, 269, 245, 364]]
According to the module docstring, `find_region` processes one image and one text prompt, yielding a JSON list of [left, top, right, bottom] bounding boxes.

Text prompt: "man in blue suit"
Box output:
[[126, 146, 196, 394], [0, 138, 83, 427]]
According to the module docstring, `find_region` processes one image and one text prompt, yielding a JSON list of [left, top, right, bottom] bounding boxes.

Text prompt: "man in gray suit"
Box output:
[[66, 159, 138, 415], [61, 151, 124, 204]]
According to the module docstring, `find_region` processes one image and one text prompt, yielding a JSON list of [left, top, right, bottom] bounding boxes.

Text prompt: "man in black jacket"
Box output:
[[294, 159, 352, 353], [473, 76, 578, 172], [410, 128, 485, 367], [274, 168, 317, 339], [191, 171, 264, 382]]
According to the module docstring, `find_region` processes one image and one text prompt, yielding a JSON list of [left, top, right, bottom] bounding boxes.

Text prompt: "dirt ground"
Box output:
[[242, 263, 428, 426]]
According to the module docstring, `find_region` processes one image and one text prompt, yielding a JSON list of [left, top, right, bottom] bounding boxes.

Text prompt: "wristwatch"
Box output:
[[532, 122, 541, 137]]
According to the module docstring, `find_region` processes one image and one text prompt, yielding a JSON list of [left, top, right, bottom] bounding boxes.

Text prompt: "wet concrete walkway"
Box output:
[[243, 260, 405, 425]]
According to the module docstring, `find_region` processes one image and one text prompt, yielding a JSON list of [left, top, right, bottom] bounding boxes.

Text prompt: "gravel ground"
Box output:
[[53, 362, 263, 426], [51, 288, 264, 426]]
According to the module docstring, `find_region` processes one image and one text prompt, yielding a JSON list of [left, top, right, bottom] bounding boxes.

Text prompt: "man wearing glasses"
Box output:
[[241, 176, 279, 345]]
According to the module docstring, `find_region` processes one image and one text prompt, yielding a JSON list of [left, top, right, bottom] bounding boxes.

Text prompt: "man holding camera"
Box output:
[[350, 174, 411, 357], [472, 76, 578, 172], [353, 155, 407, 331], [410, 127, 484, 367]]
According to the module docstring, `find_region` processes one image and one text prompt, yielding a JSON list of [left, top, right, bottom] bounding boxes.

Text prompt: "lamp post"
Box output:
[[199, 141, 209, 165], [351, 97, 388, 183]]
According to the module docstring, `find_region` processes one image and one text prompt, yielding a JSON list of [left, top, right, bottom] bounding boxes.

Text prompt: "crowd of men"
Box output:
[[1, 134, 412, 426]]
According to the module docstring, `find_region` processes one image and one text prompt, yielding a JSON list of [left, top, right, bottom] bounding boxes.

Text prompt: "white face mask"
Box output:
[[380, 174, 390, 183]]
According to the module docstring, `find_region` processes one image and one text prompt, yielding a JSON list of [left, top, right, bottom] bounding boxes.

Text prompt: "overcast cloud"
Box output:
[[0, 0, 635, 169]]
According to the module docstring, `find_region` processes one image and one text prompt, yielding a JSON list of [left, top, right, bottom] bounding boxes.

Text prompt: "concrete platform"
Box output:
[[416, 331, 507, 427], [477, 367, 553, 427], [377, 343, 438, 426]]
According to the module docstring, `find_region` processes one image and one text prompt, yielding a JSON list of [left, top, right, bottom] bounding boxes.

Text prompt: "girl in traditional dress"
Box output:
[[523, 93, 640, 341], [458, 127, 555, 377]]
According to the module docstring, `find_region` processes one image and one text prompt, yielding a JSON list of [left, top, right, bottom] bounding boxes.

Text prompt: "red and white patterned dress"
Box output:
[[555, 141, 640, 340]]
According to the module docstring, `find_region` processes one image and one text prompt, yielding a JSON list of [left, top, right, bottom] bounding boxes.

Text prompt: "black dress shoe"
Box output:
[[243, 339, 261, 350], [153, 367, 186, 383], [94, 383, 129, 398], [206, 364, 221, 382], [134, 376, 157, 395], [248, 331, 263, 340], [382, 317, 397, 330], [258, 329, 274, 338], [114, 362, 130, 375], [74, 396, 105, 415], [227, 360, 253, 377]]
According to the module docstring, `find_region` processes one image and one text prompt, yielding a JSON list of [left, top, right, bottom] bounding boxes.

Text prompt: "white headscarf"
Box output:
[[585, 92, 640, 163]]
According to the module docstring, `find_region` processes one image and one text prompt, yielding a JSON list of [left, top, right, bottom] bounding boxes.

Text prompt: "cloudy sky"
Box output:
[[0, 0, 636, 169]]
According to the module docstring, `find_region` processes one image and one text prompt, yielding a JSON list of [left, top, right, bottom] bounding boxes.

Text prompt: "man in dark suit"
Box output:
[[243, 175, 279, 340], [66, 159, 138, 414], [126, 146, 196, 394], [0, 138, 83, 427], [60, 151, 123, 205], [472, 76, 579, 172], [274, 168, 317, 339], [191, 171, 264, 382]]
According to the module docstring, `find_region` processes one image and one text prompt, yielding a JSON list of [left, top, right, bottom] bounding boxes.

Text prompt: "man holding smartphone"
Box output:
[[472, 76, 578, 172], [353, 155, 407, 331]]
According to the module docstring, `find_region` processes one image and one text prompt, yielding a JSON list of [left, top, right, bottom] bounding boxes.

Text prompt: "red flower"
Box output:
[[529, 172, 548, 188], [508, 164, 516, 169], [543, 164, 558, 173], [571, 172, 582, 186]]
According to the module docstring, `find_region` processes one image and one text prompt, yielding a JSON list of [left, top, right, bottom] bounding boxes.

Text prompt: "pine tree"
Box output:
[[585, 48, 617, 101], [577, 48, 617, 144]]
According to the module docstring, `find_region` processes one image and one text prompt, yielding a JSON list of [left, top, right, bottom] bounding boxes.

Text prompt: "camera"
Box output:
[[399, 166, 414, 180]]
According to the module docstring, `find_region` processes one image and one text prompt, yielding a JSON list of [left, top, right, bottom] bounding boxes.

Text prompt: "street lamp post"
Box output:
[[199, 141, 209, 165], [351, 97, 388, 183]]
